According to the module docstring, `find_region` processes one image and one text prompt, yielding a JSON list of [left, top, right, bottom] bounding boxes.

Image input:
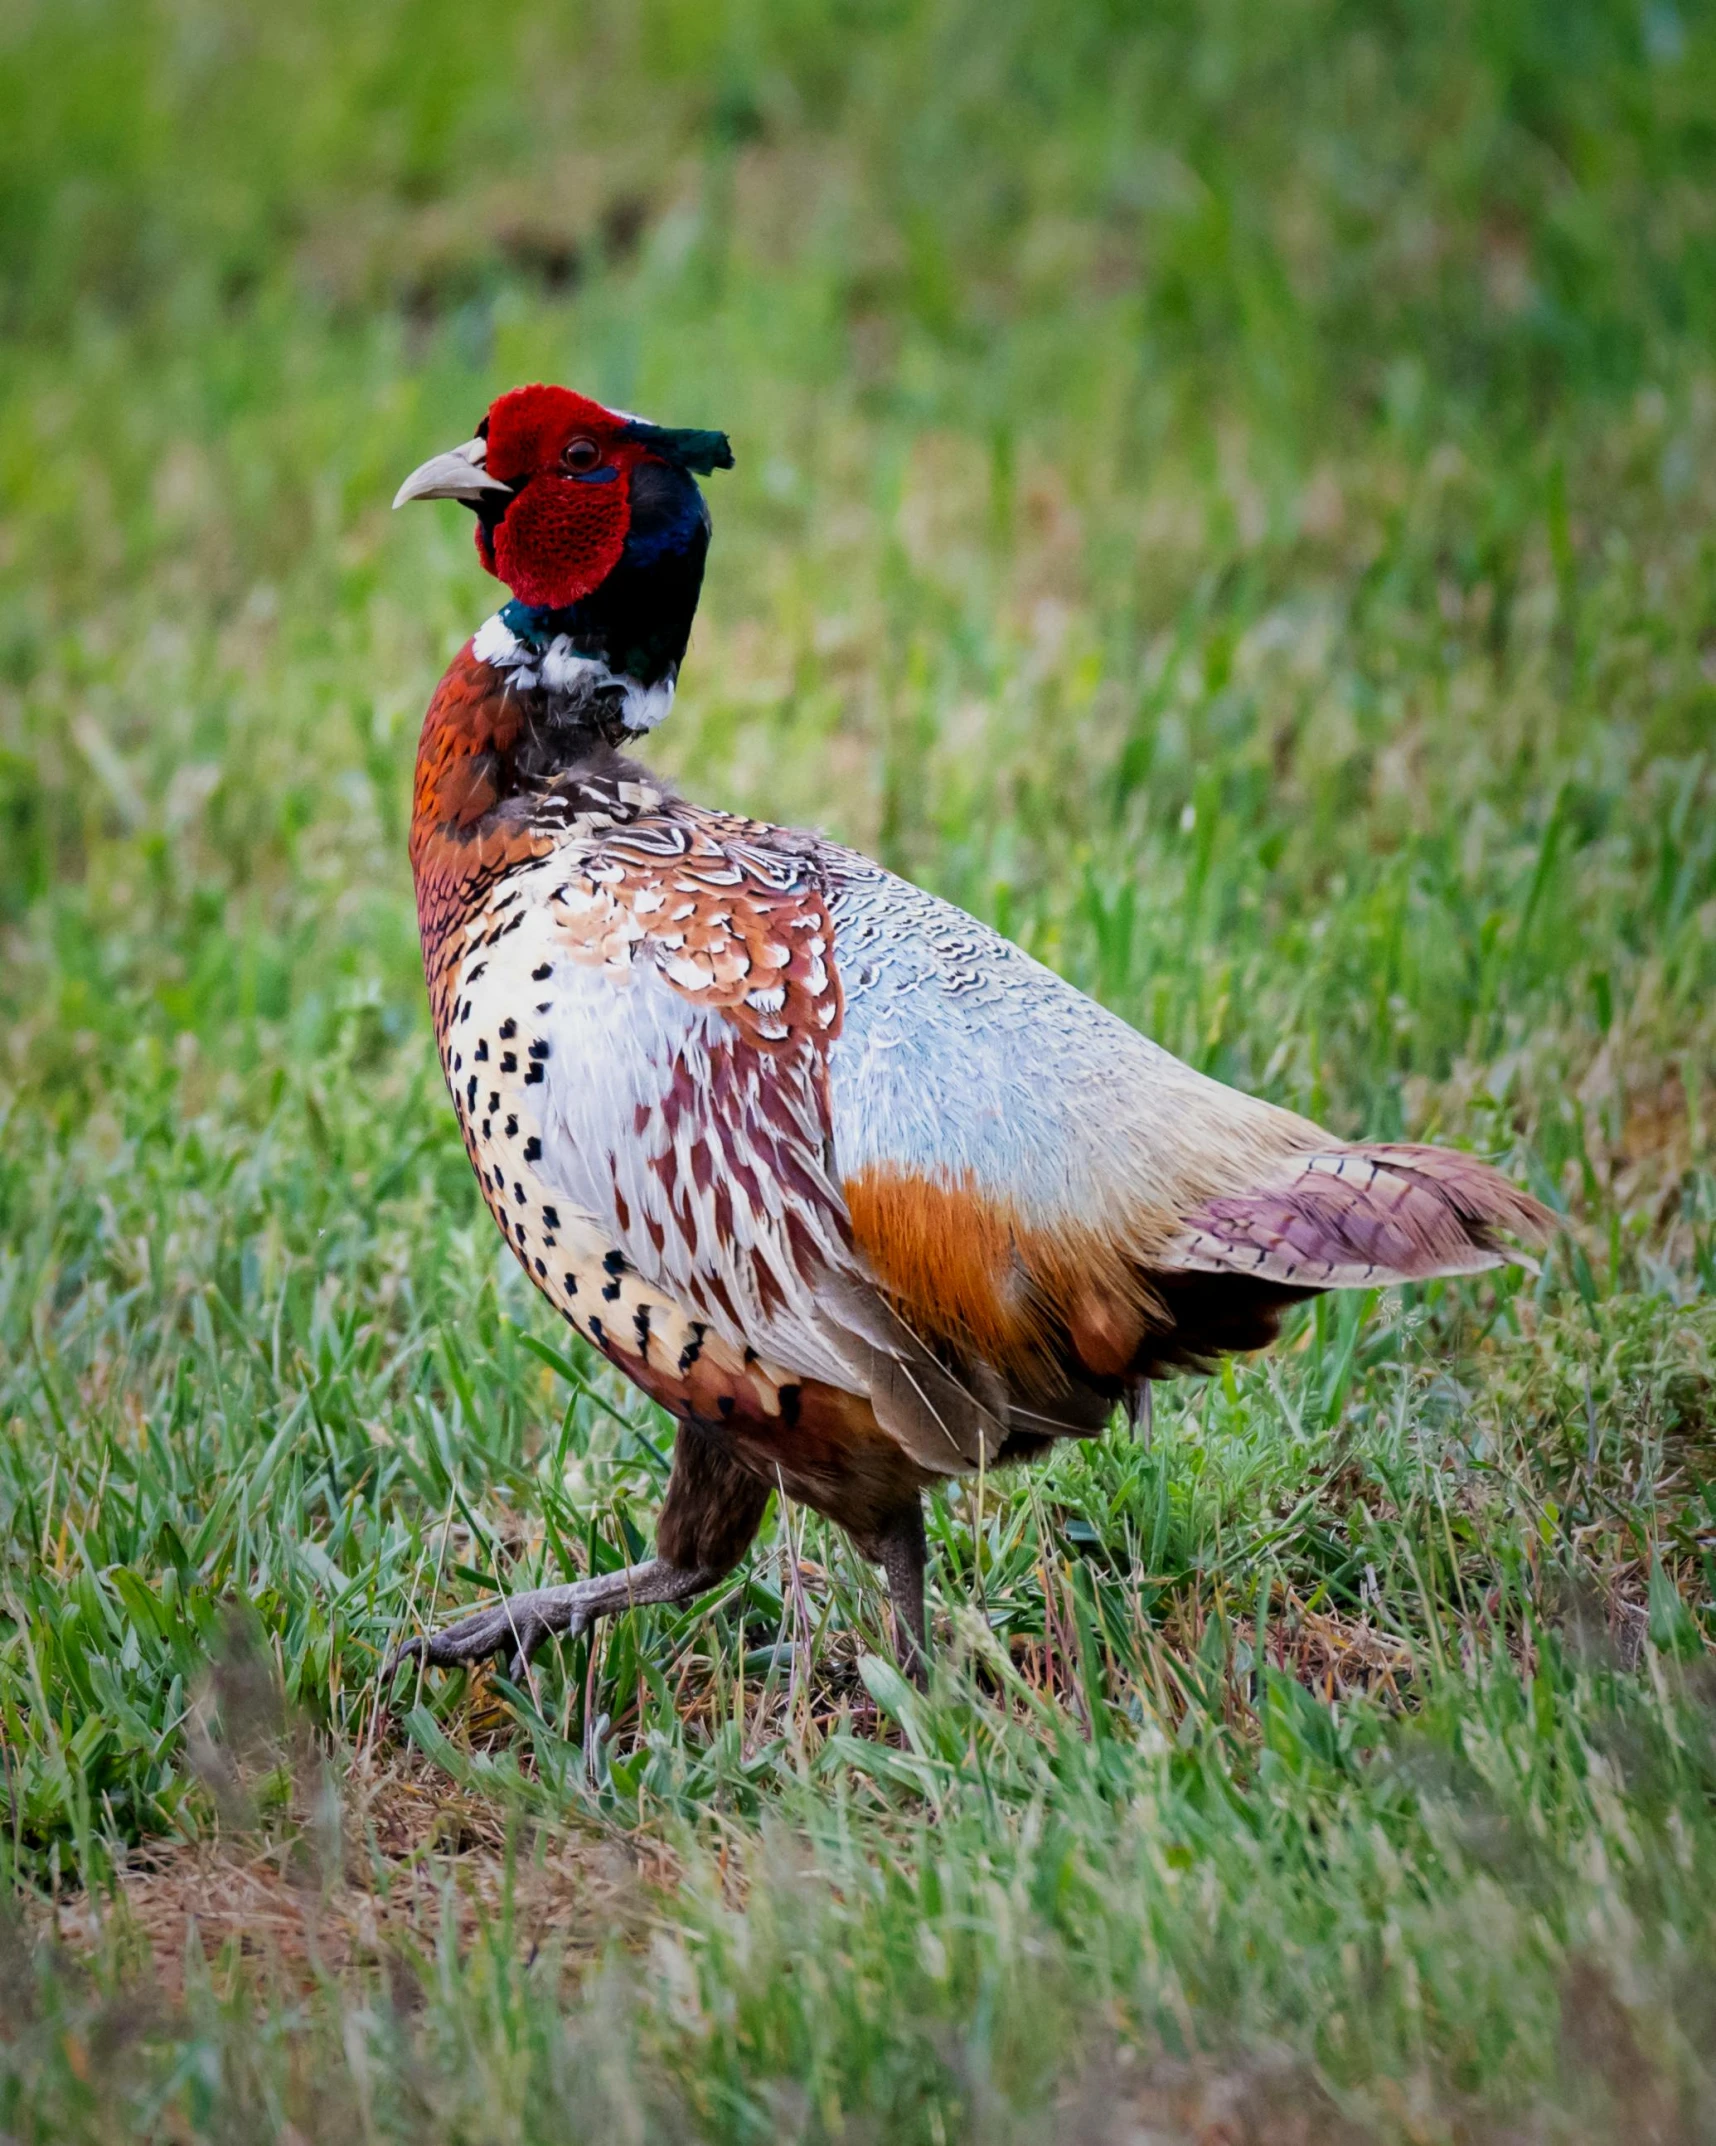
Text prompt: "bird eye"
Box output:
[[562, 437, 601, 473]]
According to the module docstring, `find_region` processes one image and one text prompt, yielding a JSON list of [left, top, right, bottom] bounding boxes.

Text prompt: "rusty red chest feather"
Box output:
[[410, 643, 557, 1031], [410, 640, 846, 1054]]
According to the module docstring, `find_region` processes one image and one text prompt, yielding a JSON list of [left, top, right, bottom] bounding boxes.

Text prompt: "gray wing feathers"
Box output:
[[823, 854, 1545, 1288], [823, 853, 1324, 1251]]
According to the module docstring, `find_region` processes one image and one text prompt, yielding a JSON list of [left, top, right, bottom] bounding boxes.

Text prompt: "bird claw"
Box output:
[[381, 1586, 594, 1693], [381, 1558, 718, 1707]]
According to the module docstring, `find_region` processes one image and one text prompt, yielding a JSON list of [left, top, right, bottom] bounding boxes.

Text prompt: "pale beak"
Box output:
[[392, 437, 514, 510]]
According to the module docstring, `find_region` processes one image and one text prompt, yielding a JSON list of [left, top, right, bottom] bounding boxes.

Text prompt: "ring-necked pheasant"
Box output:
[[385, 383, 1549, 1688]]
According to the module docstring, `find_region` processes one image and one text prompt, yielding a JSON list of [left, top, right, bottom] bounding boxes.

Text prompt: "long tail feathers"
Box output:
[[1159, 1142, 1554, 1292], [839, 1144, 1552, 1469]]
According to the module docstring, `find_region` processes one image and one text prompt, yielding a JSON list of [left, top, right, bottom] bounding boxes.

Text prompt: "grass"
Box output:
[[1, 0, 1715, 2135]]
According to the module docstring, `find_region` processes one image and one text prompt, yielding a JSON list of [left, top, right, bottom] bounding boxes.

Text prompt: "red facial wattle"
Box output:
[[476, 382, 640, 609], [484, 475, 632, 607]]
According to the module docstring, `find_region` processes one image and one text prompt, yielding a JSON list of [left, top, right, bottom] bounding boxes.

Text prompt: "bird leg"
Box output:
[[873, 1500, 930, 1685], [383, 1557, 720, 1689], [385, 1418, 774, 1696]]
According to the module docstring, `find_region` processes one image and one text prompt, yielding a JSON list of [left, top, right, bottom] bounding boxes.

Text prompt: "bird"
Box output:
[[384, 381, 1550, 1690]]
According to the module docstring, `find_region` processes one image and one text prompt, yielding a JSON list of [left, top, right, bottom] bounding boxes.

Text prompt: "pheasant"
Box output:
[[384, 382, 1549, 1688]]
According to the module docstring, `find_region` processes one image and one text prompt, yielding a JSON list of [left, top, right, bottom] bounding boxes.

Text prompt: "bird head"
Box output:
[[393, 383, 733, 610]]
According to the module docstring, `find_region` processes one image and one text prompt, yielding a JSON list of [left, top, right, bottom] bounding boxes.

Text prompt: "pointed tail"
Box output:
[[1159, 1143, 1554, 1292]]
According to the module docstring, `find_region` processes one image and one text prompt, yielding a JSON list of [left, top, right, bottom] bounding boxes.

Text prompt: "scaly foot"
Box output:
[[382, 1557, 718, 1688]]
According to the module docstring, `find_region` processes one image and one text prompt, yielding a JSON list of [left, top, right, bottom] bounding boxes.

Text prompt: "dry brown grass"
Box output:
[[51, 1748, 664, 1998]]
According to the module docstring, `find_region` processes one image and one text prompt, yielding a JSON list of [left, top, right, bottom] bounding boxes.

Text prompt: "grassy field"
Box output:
[[2, 0, 1715, 2136]]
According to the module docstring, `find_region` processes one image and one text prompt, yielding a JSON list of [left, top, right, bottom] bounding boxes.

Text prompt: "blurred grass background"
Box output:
[[1, 0, 1715, 2139]]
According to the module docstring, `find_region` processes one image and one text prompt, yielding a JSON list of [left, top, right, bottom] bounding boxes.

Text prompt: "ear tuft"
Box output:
[[620, 421, 734, 475], [673, 429, 735, 474]]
